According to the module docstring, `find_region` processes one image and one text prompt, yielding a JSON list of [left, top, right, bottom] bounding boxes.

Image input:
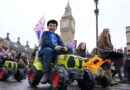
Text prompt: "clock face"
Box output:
[[61, 19, 69, 28]]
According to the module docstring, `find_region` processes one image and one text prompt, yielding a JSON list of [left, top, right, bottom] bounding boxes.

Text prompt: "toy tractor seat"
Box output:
[[97, 50, 124, 70], [98, 49, 124, 61]]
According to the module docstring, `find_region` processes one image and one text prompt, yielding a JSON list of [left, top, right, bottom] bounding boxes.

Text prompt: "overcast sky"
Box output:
[[0, 0, 130, 52]]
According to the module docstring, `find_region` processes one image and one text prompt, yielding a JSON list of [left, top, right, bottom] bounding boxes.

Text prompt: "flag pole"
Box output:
[[35, 14, 45, 60], [39, 14, 45, 46]]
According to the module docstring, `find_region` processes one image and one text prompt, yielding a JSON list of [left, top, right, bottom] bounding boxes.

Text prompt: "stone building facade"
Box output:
[[0, 33, 32, 58], [60, 1, 75, 45], [126, 26, 130, 52]]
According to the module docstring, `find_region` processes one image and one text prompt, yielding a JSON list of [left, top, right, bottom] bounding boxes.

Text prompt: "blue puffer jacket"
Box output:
[[38, 31, 65, 57]]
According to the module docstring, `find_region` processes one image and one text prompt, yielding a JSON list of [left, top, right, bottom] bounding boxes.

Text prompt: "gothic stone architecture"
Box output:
[[0, 33, 32, 58], [60, 1, 75, 45], [126, 26, 130, 53]]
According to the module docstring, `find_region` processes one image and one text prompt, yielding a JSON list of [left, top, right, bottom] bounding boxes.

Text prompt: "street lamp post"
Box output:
[[94, 0, 99, 47]]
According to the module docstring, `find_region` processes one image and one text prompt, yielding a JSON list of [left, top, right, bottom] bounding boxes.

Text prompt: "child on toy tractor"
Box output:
[[0, 40, 10, 67], [0, 40, 24, 81], [28, 19, 95, 90], [90, 28, 118, 86], [16, 52, 28, 79], [38, 19, 72, 84]]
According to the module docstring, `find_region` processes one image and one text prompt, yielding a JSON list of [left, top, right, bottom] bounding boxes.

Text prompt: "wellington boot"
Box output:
[[110, 80, 118, 86], [40, 73, 49, 84], [105, 70, 118, 86]]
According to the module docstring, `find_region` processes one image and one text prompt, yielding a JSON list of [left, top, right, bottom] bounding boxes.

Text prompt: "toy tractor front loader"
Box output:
[[84, 50, 123, 88]]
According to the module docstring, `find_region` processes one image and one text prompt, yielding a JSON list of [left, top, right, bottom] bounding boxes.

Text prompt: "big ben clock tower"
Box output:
[[60, 1, 75, 45]]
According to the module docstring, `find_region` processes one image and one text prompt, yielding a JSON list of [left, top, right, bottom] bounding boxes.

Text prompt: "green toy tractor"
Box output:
[[0, 60, 24, 81], [28, 54, 95, 90]]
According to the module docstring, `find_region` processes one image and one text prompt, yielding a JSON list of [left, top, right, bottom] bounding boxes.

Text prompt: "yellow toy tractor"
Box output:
[[84, 50, 123, 88]]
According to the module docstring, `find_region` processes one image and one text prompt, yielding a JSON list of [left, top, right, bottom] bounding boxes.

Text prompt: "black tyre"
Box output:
[[14, 69, 24, 81], [78, 69, 95, 90], [28, 66, 42, 87], [0, 68, 9, 81], [0, 57, 4, 67], [51, 71, 67, 90], [96, 76, 110, 88]]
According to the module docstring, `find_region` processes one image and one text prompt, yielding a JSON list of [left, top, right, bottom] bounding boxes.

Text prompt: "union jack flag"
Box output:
[[34, 16, 45, 40]]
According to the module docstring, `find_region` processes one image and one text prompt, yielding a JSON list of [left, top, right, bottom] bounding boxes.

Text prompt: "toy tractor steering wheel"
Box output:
[[55, 47, 67, 55]]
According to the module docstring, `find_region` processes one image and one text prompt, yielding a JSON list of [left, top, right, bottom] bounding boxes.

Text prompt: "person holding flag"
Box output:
[[38, 19, 72, 84]]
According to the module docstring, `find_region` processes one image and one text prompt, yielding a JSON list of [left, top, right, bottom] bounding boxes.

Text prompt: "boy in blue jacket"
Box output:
[[38, 19, 72, 83]]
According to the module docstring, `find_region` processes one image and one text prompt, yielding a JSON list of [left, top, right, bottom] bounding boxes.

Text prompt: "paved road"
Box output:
[[0, 77, 130, 90]]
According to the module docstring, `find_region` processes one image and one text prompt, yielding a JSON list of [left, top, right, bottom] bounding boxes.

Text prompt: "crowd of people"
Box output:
[[0, 39, 28, 72], [1, 19, 130, 86], [31, 19, 130, 85]]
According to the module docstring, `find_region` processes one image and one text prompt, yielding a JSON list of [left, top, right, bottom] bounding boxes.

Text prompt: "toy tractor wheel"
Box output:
[[0, 68, 9, 81], [51, 71, 67, 90], [28, 66, 42, 87], [14, 69, 24, 81], [96, 76, 110, 88], [78, 69, 95, 90]]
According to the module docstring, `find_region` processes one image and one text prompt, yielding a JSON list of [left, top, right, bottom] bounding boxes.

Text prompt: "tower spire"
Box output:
[[67, 0, 70, 8], [63, 0, 72, 17]]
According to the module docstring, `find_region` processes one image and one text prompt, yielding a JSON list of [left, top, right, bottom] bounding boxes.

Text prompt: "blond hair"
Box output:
[[0, 39, 10, 49], [0, 39, 10, 47]]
